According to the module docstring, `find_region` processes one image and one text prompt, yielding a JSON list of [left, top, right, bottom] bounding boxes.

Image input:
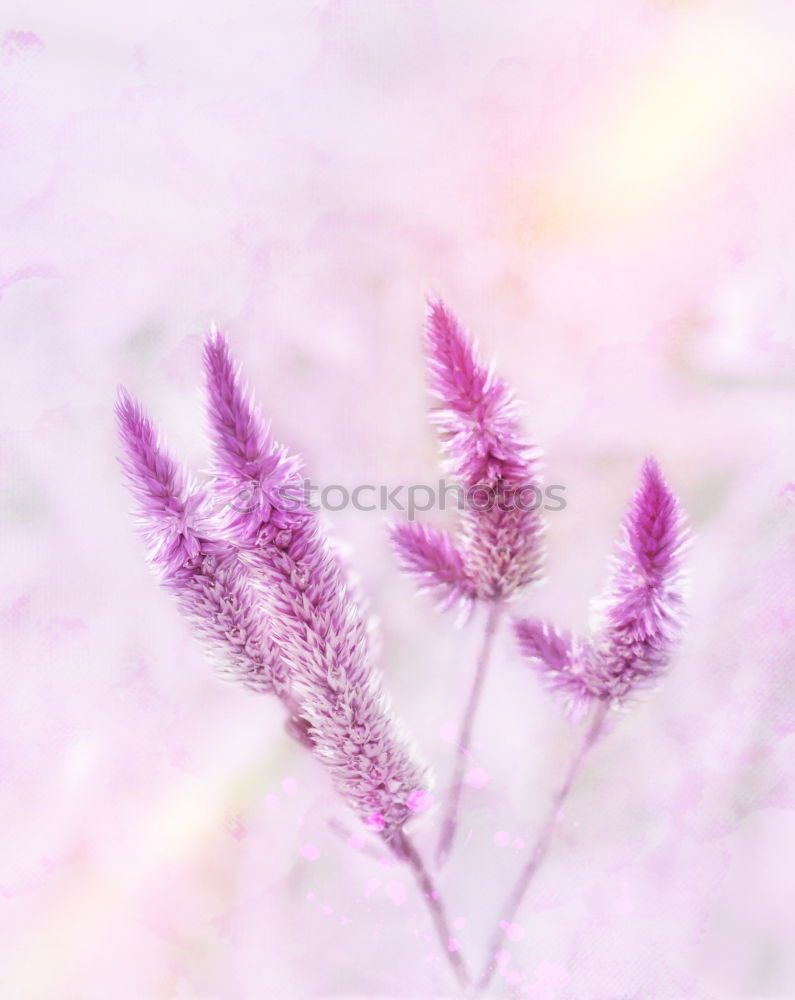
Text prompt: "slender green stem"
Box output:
[[476, 700, 610, 994], [436, 601, 504, 867]]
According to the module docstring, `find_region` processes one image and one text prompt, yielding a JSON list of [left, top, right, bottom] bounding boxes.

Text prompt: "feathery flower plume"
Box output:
[[391, 298, 546, 865], [115, 389, 292, 702], [403, 297, 545, 602], [480, 459, 689, 992], [203, 332, 429, 844], [391, 521, 472, 613], [513, 457, 688, 713]]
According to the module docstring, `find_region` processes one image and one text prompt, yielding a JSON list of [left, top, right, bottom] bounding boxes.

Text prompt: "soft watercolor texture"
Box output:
[[1, 2, 794, 999]]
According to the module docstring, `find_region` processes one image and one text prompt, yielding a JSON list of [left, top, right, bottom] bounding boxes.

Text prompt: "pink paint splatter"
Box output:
[[300, 843, 320, 860], [493, 830, 510, 847], [384, 880, 406, 906], [407, 788, 433, 812], [465, 766, 490, 788], [364, 811, 386, 831]]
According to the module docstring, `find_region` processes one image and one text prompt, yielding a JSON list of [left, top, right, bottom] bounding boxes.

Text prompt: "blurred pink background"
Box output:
[[1, 1, 794, 997]]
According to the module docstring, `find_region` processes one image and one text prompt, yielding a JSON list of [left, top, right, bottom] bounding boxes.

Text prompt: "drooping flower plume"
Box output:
[[514, 457, 689, 713], [115, 389, 290, 700], [203, 332, 429, 842], [391, 298, 544, 607]]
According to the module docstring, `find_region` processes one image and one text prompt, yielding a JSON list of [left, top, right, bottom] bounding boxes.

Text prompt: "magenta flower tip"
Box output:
[[513, 617, 596, 717], [626, 456, 689, 584], [390, 521, 474, 613], [514, 617, 572, 671], [115, 387, 204, 578], [203, 330, 303, 538]]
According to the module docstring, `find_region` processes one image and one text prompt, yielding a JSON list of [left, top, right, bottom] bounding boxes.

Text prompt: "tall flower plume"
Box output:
[[203, 332, 429, 843], [115, 389, 291, 701], [514, 457, 689, 713], [391, 298, 544, 609], [481, 459, 689, 989], [391, 298, 546, 866]]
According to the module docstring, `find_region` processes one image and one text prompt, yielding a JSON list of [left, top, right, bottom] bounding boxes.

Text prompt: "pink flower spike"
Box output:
[[115, 388, 288, 698], [203, 332, 429, 843], [115, 387, 203, 579], [514, 458, 689, 712], [425, 298, 531, 489], [588, 457, 690, 702], [203, 329, 303, 540], [512, 617, 596, 716], [392, 297, 545, 606], [390, 521, 474, 613], [514, 618, 573, 673]]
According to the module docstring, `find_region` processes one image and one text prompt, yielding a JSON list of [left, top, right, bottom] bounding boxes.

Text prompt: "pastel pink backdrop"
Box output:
[[1, 1, 793, 997]]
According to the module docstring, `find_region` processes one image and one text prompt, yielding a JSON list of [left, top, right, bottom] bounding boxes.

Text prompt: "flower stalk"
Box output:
[[436, 600, 503, 866], [476, 700, 609, 993]]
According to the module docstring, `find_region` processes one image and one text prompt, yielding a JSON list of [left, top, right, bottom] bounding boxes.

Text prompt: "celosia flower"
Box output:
[[203, 332, 429, 843], [391, 298, 544, 606], [514, 458, 688, 713], [115, 389, 292, 701]]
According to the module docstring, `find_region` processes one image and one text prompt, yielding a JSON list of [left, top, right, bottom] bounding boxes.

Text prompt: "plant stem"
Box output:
[[436, 600, 504, 867], [476, 699, 610, 994], [393, 829, 470, 991]]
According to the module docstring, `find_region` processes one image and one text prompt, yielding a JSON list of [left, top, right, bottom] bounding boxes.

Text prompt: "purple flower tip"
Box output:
[[390, 521, 475, 614], [115, 387, 204, 578], [116, 386, 288, 696], [203, 330, 303, 539], [628, 457, 688, 584]]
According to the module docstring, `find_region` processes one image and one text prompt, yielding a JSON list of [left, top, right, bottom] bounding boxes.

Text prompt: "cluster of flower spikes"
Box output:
[[117, 335, 428, 846], [514, 457, 689, 717], [391, 298, 545, 614]]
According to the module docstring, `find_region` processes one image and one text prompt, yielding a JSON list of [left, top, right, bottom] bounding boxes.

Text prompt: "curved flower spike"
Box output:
[[203, 332, 429, 843], [115, 389, 291, 700], [514, 457, 689, 712], [392, 298, 544, 605]]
